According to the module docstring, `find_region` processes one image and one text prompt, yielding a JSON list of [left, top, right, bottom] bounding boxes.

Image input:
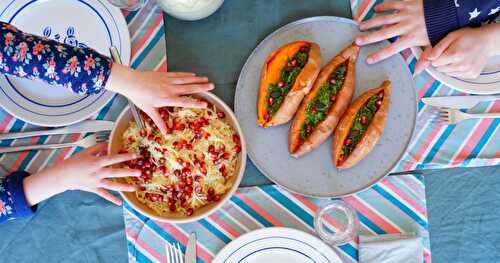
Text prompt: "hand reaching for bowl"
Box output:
[[415, 24, 500, 79], [106, 64, 215, 135], [355, 0, 429, 64], [23, 143, 140, 206]]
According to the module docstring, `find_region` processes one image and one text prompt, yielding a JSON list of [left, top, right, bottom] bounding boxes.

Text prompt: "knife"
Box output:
[[0, 120, 114, 140], [185, 232, 197, 263], [422, 95, 500, 109]]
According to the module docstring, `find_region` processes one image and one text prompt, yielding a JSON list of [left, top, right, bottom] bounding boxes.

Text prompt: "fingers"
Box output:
[[96, 188, 123, 206], [435, 63, 466, 73], [170, 76, 209, 85], [161, 97, 208, 108], [145, 108, 169, 136], [427, 33, 457, 61], [99, 167, 141, 178], [98, 152, 138, 167], [374, 1, 406, 12], [100, 179, 137, 192], [359, 14, 402, 31], [366, 36, 411, 64], [164, 72, 196, 77], [355, 24, 407, 46], [414, 45, 433, 74], [431, 52, 462, 67], [175, 83, 215, 95]]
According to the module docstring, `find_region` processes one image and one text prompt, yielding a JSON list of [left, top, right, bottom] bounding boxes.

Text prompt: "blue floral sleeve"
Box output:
[[0, 21, 113, 94], [0, 172, 36, 223]]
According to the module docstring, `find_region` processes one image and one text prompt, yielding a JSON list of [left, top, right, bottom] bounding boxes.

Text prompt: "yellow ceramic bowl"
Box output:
[[108, 92, 247, 223]]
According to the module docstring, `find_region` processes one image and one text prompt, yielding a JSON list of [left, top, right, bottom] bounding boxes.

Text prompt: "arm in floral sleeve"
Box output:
[[0, 21, 113, 94], [0, 172, 36, 223]]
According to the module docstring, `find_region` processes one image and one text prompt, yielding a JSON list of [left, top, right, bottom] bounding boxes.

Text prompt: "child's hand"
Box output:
[[415, 24, 500, 79], [106, 65, 215, 135], [23, 143, 140, 206], [355, 0, 429, 64]]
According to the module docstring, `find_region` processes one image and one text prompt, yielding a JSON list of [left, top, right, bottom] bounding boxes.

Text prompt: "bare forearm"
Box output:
[[22, 168, 66, 206]]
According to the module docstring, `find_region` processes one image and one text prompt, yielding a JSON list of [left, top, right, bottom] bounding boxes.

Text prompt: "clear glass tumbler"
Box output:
[[107, 0, 146, 11], [314, 200, 358, 246]]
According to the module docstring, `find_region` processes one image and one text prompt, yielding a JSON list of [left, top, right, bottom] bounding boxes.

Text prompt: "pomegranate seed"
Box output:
[[207, 195, 213, 202], [338, 154, 345, 163], [128, 137, 135, 143], [178, 181, 186, 189], [175, 122, 185, 131], [232, 134, 241, 144], [344, 138, 352, 146], [186, 144, 193, 150], [139, 129, 147, 137], [159, 158, 165, 165], [147, 134, 154, 141], [195, 185, 202, 193], [169, 204, 177, 212], [182, 167, 192, 176], [219, 144, 226, 152], [330, 95, 336, 102], [186, 208, 194, 216], [360, 115, 367, 125], [213, 194, 221, 202], [139, 186, 146, 191], [306, 124, 312, 133], [208, 188, 215, 196], [329, 78, 336, 85], [217, 111, 226, 119], [166, 126, 173, 134], [204, 132, 210, 139], [155, 137, 162, 143], [264, 114, 270, 122], [299, 46, 308, 52], [222, 152, 230, 160], [201, 166, 207, 175], [311, 108, 317, 114], [378, 91, 384, 98], [185, 186, 193, 194], [174, 169, 181, 177], [208, 145, 215, 153], [160, 166, 167, 174], [375, 99, 382, 108], [234, 145, 241, 154], [144, 162, 151, 169], [195, 176, 203, 182], [278, 80, 285, 88], [288, 59, 297, 67]]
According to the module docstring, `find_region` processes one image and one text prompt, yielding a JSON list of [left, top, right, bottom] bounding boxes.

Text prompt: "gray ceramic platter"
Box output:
[[234, 16, 417, 198]]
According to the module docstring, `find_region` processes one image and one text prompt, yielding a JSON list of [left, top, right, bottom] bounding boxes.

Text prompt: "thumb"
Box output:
[[415, 45, 432, 75], [145, 108, 169, 136]]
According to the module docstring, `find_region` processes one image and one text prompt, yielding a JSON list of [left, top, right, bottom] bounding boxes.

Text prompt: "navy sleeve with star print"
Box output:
[[0, 21, 113, 94], [424, 0, 500, 45]]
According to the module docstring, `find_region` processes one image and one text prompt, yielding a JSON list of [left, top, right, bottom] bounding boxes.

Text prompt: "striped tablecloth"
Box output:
[[0, 0, 167, 176], [125, 174, 430, 263], [351, 0, 499, 171]]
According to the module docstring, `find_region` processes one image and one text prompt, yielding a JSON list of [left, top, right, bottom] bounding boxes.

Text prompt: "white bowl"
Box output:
[[156, 0, 224, 21], [108, 92, 247, 223]]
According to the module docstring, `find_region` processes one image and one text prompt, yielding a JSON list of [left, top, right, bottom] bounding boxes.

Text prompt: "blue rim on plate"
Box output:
[[0, 0, 130, 126]]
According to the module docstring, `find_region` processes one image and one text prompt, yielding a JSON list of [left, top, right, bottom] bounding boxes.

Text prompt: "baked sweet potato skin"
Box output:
[[257, 41, 321, 128], [289, 44, 359, 158], [332, 80, 392, 169]]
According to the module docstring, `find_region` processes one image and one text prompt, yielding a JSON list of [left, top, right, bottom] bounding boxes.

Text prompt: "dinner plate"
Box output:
[[411, 47, 500, 95], [0, 0, 131, 127], [213, 227, 342, 263], [235, 16, 417, 198]]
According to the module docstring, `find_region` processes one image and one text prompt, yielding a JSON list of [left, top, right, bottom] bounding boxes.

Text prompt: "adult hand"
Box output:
[[106, 64, 215, 135], [23, 143, 140, 206], [415, 24, 500, 78], [355, 0, 429, 64]]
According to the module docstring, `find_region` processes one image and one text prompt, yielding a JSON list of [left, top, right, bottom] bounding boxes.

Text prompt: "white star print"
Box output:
[[454, 0, 460, 7], [489, 6, 500, 16], [469, 8, 481, 20]]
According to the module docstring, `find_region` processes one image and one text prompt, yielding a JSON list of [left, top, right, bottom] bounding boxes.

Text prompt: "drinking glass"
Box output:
[[107, 0, 146, 11], [314, 200, 358, 246]]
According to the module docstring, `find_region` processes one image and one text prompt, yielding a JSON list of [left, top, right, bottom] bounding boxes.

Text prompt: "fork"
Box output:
[[438, 108, 500, 125], [0, 132, 109, 154], [165, 242, 184, 263]]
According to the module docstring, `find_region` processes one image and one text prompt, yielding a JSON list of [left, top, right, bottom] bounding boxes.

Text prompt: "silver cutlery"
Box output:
[[185, 233, 197, 263], [109, 46, 145, 130], [165, 242, 184, 263], [422, 95, 500, 109], [0, 120, 114, 141], [438, 108, 500, 125], [0, 132, 109, 154]]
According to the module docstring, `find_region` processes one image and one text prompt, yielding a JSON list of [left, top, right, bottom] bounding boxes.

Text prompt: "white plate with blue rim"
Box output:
[[411, 18, 500, 95], [0, 0, 130, 127], [213, 227, 342, 263]]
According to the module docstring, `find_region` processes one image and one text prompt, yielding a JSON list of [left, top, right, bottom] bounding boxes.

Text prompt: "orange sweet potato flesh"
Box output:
[[257, 41, 321, 127]]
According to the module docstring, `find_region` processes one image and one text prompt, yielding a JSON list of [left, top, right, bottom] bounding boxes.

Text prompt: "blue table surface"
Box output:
[[0, 1, 499, 262]]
